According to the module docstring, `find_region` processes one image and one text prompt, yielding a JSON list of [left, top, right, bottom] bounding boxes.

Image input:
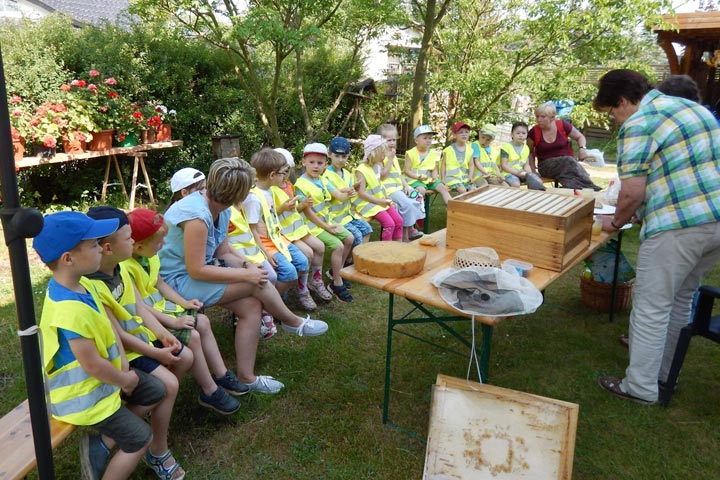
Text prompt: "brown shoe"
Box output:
[[598, 376, 656, 405]]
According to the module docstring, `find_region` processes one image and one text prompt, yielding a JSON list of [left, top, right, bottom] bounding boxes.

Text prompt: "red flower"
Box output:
[[117, 133, 126, 142], [35, 107, 48, 117], [88, 84, 98, 94], [60, 84, 71, 92], [9, 95, 22, 104], [147, 115, 163, 128], [77, 80, 86, 88], [42, 134, 57, 148], [107, 91, 119, 99], [30, 116, 41, 127], [89, 69, 100, 77], [104, 77, 117, 85], [132, 110, 143, 120]]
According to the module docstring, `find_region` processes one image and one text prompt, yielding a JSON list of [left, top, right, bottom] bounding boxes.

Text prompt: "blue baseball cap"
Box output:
[[329, 137, 351, 155], [33, 211, 119, 263], [413, 125, 437, 138]]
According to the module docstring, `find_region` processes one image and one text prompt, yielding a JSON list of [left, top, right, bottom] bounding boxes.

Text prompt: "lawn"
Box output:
[[1, 179, 720, 479]]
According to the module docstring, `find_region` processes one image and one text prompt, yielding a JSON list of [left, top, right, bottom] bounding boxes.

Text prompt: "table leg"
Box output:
[[112, 155, 129, 199], [129, 155, 140, 210], [138, 156, 155, 206], [383, 293, 395, 425], [609, 230, 624, 323], [101, 157, 111, 202]]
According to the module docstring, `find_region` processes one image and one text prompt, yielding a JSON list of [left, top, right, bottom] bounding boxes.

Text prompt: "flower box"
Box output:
[[88, 129, 114, 151]]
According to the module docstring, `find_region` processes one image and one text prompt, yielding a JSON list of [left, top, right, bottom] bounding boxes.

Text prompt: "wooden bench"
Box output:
[[0, 400, 76, 479]]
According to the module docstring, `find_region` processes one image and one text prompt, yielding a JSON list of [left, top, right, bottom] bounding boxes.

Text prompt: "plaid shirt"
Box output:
[[617, 89, 720, 240]]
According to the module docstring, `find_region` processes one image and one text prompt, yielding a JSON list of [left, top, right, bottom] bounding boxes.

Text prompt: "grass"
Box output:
[[2, 189, 720, 479]]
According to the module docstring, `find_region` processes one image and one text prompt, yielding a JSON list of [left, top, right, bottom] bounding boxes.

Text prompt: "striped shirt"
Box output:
[[617, 89, 720, 240]]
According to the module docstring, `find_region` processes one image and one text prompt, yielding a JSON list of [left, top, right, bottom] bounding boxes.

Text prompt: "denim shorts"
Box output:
[[273, 242, 309, 282], [343, 218, 373, 246]]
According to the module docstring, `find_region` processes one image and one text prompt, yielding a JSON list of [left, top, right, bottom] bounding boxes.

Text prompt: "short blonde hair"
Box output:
[[206, 157, 255, 206], [377, 123, 398, 137], [535, 102, 557, 116]]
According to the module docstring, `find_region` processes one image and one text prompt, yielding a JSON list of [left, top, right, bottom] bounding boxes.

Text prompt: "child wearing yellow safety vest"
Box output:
[[441, 122, 477, 194], [34, 211, 166, 480], [355, 135, 404, 241], [84, 206, 189, 480], [500, 121, 546, 190], [124, 208, 246, 415], [323, 136, 373, 247], [404, 124, 452, 204], [245, 149, 316, 312], [377, 123, 425, 242], [471, 123, 507, 186], [295, 143, 355, 303]]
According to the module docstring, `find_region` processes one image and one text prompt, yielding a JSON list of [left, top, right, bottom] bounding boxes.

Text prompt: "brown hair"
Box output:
[[593, 69, 653, 110], [206, 157, 255, 206], [250, 148, 287, 178]]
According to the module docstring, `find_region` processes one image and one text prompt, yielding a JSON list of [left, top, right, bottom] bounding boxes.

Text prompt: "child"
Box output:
[[85, 206, 189, 480], [354, 135, 404, 241], [33, 211, 167, 480], [245, 148, 317, 311], [441, 122, 476, 194], [273, 147, 332, 302], [500, 121, 546, 190], [377, 124, 425, 242], [167, 167, 206, 209], [404, 125, 452, 204], [125, 208, 246, 415], [323, 136, 373, 248], [471, 123, 507, 186], [295, 143, 355, 302]]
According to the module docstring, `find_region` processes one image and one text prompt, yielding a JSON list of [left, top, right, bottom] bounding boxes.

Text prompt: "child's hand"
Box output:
[[184, 299, 203, 310], [281, 196, 299, 212], [327, 224, 343, 235], [121, 370, 139, 395], [154, 346, 181, 366], [300, 197, 313, 209], [176, 315, 195, 329], [418, 174, 428, 181], [158, 333, 182, 353], [267, 255, 278, 269], [382, 198, 392, 207]]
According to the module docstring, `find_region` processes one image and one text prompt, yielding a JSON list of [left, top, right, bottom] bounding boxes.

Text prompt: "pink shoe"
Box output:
[[260, 311, 277, 340]]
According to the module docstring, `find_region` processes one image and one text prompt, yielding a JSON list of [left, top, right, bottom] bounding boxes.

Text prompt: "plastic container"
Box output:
[[502, 259, 533, 277]]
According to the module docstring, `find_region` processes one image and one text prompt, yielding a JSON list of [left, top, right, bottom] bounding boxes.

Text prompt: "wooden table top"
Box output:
[[341, 229, 615, 326]]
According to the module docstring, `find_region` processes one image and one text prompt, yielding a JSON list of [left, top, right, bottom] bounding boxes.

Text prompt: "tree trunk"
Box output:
[[409, 0, 437, 129]]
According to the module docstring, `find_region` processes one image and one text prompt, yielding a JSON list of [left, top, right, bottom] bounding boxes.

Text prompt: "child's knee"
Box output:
[[196, 313, 211, 333]]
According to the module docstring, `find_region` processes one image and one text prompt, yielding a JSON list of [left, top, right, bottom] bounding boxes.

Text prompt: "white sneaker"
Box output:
[[243, 375, 284, 394], [281, 315, 329, 337]]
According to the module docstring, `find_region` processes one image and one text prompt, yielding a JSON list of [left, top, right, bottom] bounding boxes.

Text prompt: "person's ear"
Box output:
[[99, 240, 113, 255]]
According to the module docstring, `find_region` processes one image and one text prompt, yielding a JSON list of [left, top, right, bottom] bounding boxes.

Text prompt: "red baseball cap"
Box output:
[[128, 208, 165, 242], [452, 122, 472, 133]]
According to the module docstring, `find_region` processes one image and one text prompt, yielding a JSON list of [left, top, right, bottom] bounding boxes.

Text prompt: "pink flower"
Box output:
[[42, 134, 57, 148], [99, 105, 109, 113], [11, 127, 20, 141], [89, 69, 100, 77], [88, 84, 98, 93], [12, 108, 21, 117], [70, 79, 80, 86], [49, 103, 67, 113], [60, 84, 71, 92], [104, 77, 117, 85], [9, 95, 22, 104]]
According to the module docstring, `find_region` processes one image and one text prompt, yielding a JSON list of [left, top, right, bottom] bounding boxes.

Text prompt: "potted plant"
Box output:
[[8, 94, 31, 160], [27, 101, 68, 157], [115, 105, 145, 147], [151, 103, 176, 142]]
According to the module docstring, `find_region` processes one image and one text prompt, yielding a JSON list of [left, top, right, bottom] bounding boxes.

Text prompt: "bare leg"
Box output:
[[216, 294, 262, 384], [102, 437, 151, 480], [195, 313, 229, 378], [148, 366, 179, 456]]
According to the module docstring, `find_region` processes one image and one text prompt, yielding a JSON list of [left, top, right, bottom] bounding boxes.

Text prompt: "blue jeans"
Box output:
[[273, 242, 309, 282], [344, 218, 373, 246]]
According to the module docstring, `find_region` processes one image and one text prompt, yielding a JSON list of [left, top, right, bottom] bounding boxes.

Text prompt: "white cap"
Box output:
[[170, 167, 205, 193], [413, 124, 437, 138], [303, 142, 328, 157], [274, 147, 295, 168]]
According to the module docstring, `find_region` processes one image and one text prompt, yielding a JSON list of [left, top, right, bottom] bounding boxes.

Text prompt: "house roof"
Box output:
[[27, 0, 130, 26]]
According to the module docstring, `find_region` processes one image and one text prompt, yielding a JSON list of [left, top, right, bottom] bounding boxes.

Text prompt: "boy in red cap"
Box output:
[[440, 121, 476, 194], [125, 208, 247, 415]]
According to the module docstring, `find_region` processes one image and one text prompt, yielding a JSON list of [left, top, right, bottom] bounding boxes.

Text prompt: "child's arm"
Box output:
[[299, 198, 343, 234], [379, 151, 394, 180], [108, 309, 180, 367], [131, 285, 182, 353], [104, 306, 130, 372], [249, 222, 277, 268], [355, 172, 392, 207], [526, 138, 538, 173], [330, 188, 352, 201], [500, 151, 525, 177], [277, 195, 301, 214], [155, 276, 203, 312], [404, 156, 426, 181], [472, 157, 489, 177], [148, 305, 196, 331], [69, 337, 139, 395]]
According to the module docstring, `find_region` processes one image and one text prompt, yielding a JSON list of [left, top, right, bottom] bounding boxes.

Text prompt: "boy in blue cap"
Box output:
[[33, 211, 166, 480]]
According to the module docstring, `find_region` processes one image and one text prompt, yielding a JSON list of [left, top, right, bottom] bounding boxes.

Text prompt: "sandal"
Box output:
[[144, 449, 186, 480], [597, 376, 656, 405]]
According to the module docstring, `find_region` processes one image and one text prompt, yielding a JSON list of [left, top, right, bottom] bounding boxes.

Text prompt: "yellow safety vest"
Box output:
[[500, 143, 530, 172], [272, 186, 311, 241], [81, 272, 157, 362], [122, 255, 185, 316], [40, 283, 122, 425], [441, 144, 473, 187], [322, 166, 354, 226], [381, 156, 404, 194], [227, 206, 266, 264], [250, 186, 291, 260], [404, 147, 440, 183], [294, 175, 332, 237], [353, 163, 389, 218], [472, 141, 501, 181]]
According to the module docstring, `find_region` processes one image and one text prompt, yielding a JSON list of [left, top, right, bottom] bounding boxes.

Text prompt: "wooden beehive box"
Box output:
[[424, 374, 578, 479], [446, 186, 594, 272]]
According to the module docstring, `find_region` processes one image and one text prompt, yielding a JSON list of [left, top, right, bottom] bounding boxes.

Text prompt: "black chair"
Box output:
[[661, 285, 720, 407]]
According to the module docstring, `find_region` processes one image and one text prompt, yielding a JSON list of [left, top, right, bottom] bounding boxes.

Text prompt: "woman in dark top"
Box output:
[[527, 102, 601, 191]]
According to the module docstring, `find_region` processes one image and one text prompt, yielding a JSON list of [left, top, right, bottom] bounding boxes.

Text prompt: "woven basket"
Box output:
[[580, 276, 634, 312], [453, 247, 500, 269]]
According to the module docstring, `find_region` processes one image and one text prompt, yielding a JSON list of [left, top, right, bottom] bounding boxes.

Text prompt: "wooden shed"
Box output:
[[655, 11, 720, 108]]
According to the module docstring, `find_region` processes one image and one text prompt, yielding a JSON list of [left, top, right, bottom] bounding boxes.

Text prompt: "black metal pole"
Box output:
[[0, 48, 54, 478]]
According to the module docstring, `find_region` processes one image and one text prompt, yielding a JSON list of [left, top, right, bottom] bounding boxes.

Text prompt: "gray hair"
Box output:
[[534, 102, 557, 116]]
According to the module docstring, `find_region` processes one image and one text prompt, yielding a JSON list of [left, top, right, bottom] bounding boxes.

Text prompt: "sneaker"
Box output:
[[242, 375, 284, 394], [260, 311, 277, 340], [329, 282, 353, 303], [213, 369, 250, 396], [409, 228, 424, 241], [281, 315, 329, 337], [309, 278, 333, 301], [199, 387, 241, 414], [80, 433, 110, 480], [297, 291, 317, 311], [325, 269, 351, 289]]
